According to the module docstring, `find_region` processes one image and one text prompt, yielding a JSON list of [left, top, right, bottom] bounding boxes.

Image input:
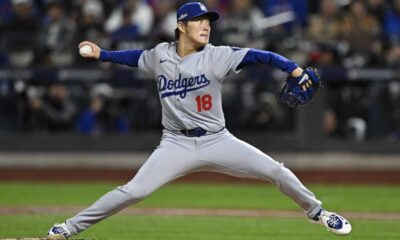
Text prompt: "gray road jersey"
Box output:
[[138, 42, 249, 132]]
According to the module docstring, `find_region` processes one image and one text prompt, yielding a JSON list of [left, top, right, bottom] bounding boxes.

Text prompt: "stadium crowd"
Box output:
[[0, 0, 399, 140]]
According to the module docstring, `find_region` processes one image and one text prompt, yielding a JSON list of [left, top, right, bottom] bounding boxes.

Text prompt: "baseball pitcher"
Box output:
[[47, 2, 351, 239]]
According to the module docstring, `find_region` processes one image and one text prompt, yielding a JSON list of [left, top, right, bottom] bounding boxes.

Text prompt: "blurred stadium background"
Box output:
[[0, 0, 400, 184]]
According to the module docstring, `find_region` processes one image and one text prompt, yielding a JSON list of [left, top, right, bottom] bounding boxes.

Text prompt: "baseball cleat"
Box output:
[[311, 209, 352, 235], [47, 223, 72, 240]]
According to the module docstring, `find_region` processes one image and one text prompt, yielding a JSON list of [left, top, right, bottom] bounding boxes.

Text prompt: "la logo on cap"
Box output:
[[198, 2, 207, 11], [176, 2, 219, 23]]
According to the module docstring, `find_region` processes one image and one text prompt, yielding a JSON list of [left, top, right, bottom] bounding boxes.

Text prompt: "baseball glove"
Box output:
[[277, 67, 322, 108]]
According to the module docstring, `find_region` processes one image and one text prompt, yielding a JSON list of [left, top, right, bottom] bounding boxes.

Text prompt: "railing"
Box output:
[[0, 66, 399, 152], [1, 66, 400, 82]]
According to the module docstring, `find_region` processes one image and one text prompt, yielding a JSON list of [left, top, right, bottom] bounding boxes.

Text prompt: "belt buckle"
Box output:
[[180, 129, 192, 137], [185, 129, 191, 136]]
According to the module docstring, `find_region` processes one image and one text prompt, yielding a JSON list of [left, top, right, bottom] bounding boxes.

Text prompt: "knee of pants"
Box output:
[[120, 183, 154, 203], [258, 161, 287, 182]]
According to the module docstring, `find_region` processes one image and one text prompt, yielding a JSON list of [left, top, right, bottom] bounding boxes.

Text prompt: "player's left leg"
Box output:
[[196, 129, 351, 235]]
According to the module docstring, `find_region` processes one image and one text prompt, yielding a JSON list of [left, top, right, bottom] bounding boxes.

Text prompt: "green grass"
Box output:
[[0, 182, 399, 239], [0, 182, 399, 212], [0, 215, 399, 240]]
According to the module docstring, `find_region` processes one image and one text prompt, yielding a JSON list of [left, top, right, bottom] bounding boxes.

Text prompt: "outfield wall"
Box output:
[[0, 152, 400, 170], [0, 152, 399, 184]]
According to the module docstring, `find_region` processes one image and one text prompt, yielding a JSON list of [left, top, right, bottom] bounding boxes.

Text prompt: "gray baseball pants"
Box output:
[[66, 129, 322, 234]]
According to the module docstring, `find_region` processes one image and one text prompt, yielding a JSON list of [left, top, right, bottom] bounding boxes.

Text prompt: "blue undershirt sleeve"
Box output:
[[236, 48, 298, 74], [99, 50, 144, 67]]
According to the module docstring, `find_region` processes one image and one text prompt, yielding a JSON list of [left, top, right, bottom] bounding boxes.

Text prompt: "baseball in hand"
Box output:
[[79, 45, 93, 57]]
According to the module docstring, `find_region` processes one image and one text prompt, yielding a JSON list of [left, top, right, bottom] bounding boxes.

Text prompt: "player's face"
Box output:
[[185, 17, 211, 46]]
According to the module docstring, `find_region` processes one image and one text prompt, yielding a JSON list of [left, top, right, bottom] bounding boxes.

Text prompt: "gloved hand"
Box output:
[[276, 67, 322, 108]]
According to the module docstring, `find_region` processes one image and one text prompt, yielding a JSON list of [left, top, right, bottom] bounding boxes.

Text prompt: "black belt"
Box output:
[[180, 127, 207, 137], [179, 127, 225, 137]]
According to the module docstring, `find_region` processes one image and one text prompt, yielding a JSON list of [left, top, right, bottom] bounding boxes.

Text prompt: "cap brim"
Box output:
[[203, 12, 219, 22]]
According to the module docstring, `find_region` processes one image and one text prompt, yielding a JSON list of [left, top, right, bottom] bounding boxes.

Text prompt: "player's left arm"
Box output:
[[236, 49, 321, 107], [236, 48, 303, 77]]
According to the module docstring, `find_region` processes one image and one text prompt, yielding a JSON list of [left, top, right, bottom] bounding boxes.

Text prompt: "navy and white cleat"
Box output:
[[311, 209, 352, 235], [47, 223, 72, 240]]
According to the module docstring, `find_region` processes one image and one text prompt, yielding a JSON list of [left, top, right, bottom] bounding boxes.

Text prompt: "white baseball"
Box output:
[[79, 45, 93, 56]]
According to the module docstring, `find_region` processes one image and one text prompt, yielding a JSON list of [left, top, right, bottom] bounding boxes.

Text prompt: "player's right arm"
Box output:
[[78, 41, 144, 68], [78, 41, 102, 59]]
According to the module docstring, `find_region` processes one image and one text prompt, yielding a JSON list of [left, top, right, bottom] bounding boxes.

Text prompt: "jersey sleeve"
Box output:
[[211, 46, 250, 79], [138, 47, 156, 76], [236, 49, 299, 74]]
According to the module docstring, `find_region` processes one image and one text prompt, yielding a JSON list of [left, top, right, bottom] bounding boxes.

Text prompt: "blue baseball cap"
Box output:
[[176, 2, 219, 22]]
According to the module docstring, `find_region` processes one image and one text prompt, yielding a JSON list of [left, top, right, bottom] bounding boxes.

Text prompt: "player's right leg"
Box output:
[[47, 130, 203, 239]]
